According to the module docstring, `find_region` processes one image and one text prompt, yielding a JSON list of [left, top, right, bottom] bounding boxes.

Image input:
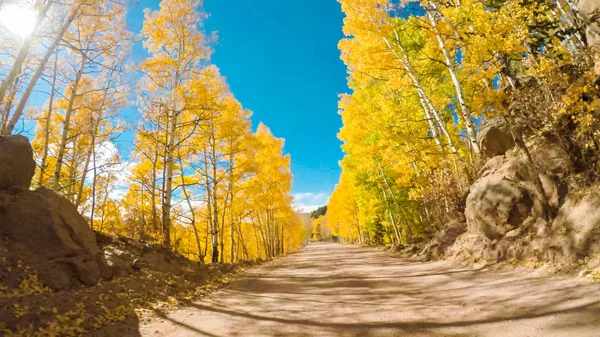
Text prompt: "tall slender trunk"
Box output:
[[52, 53, 87, 191], [0, 0, 53, 108], [227, 154, 235, 262], [353, 202, 363, 245], [280, 223, 285, 255], [374, 158, 402, 243], [235, 234, 240, 262], [203, 146, 214, 261], [362, 11, 455, 152], [267, 209, 275, 257], [67, 146, 79, 203], [227, 209, 234, 263], [162, 108, 177, 248], [355, 217, 363, 245], [90, 144, 97, 229], [178, 152, 203, 262], [425, 8, 480, 154], [252, 220, 262, 260], [140, 184, 146, 240], [151, 146, 158, 231], [381, 32, 457, 154], [219, 208, 225, 263], [257, 215, 269, 259], [380, 186, 402, 243], [75, 116, 100, 208], [75, 142, 93, 208], [4, 5, 80, 135], [417, 93, 443, 150], [99, 181, 110, 232], [230, 223, 236, 263], [38, 49, 60, 186], [209, 131, 220, 263], [1, 72, 22, 131], [203, 217, 210, 261], [236, 217, 249, 260], [376, 158, 413, 239], [160, 114, 168, 238], [75, 66, 115, 207], [229, 221, 235, 263]]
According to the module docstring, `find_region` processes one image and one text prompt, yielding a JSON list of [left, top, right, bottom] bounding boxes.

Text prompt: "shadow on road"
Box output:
[[143, 243, 600, 337]]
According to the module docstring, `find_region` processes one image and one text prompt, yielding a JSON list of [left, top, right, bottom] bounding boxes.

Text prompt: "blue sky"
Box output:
[[126, 0, 348, 211]]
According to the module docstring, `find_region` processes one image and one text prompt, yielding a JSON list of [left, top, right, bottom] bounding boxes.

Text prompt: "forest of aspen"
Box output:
[[1, 0, 600, 260], [2, 0, 600, 335], [0, 0, 308, 265], [326, 0, 600, 248]]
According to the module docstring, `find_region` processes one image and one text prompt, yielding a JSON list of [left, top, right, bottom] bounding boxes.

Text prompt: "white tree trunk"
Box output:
[[425, 8, 480, 154], [4, 4, 80, 135], [0, 0, 53, 108], [52, 55, 86, 191]]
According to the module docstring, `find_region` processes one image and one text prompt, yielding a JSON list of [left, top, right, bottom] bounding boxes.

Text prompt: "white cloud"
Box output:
[[92, 141, 133, 201], [292, 192, 330, 213]]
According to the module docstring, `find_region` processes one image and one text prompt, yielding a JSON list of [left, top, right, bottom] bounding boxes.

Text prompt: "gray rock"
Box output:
[[576, 0, 600, 73], [529, 142, 572, 176], [576, 0, 600, 47], [553, 190, 600, 256], [0, 135, 35, 190], [477, 117, 515, 158], [466, 174, 534, 239], [0, 187, 104, 290], [465, 152, 559, 240]]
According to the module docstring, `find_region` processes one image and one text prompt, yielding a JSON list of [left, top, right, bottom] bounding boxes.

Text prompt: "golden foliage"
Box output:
[[331, 0, 593, 246]]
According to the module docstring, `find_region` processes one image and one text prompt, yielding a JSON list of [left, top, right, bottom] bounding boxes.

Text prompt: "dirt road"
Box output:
[[141, 243, 600, 337]]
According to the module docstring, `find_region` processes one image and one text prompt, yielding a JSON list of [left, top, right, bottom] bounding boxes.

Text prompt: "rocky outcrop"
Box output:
[[449, 139, 598, 264], [421, 220, 467, 258], [0, 135, 35, 190], [400, 118, 599, 269], [466, 174, 536, 239], [464, 142, 567, 240], [476, 117, 515, 158], [576, 0, 600, 73], [96, 232, 190, 278], [0, 136, 107, 290], [552, 190, 600, 257], [577, 0, 600, 46]]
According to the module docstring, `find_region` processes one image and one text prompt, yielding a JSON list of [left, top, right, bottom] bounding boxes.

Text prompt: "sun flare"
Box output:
[[0, 3, 37, 39]]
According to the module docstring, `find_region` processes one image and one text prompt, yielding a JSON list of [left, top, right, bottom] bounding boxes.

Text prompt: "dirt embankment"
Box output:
[[400, 117, 600, 278], [0, 136, 255, 336], [0, 232, 253, 336]]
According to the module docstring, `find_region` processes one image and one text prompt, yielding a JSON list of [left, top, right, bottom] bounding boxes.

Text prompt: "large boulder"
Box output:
[[0, 136, 106, 290], [421, 220, 467, 258], [456, 137, 600, 265], [576, 0, 600, 73], [529, 141, 572, 176], [577, 0, 600, 47], [0, 135, 35, 190], [466, 174, 536, 239], [477, 117, 515, 158], [97, 232, 186, 278], [465, 152, 559, 240], [465, 138, 573, 241], [0, 188, 106, 289], [552, 190, 600, 257]]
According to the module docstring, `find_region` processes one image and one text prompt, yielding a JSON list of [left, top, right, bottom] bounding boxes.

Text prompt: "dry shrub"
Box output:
[[509, 59, 600, 180]]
